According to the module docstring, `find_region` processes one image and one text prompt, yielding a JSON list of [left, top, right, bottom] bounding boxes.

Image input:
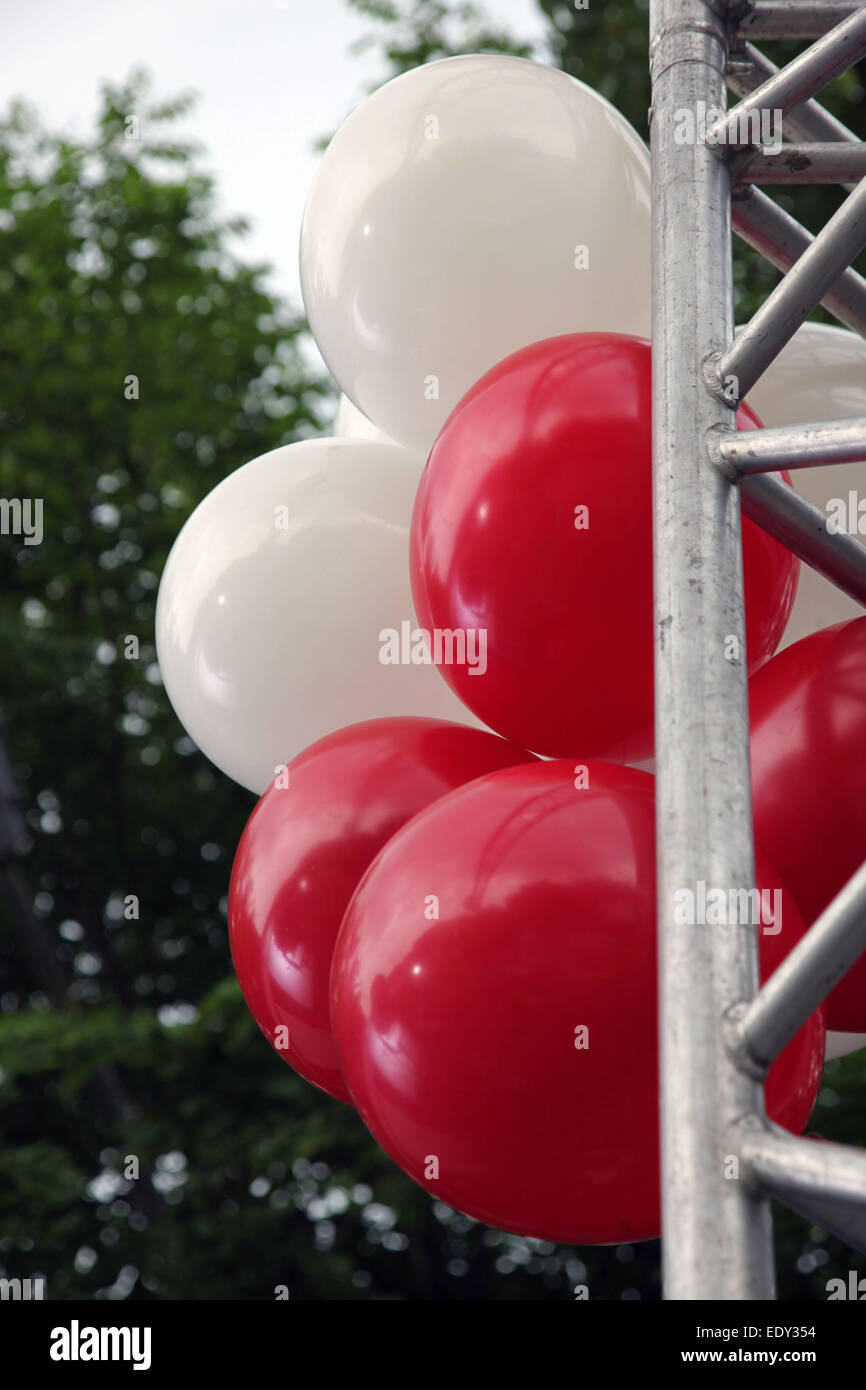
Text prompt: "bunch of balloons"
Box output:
[[156, 56, 866, 1243]]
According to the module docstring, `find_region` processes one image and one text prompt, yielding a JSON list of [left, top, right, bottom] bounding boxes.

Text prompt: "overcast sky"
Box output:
[[4, 0, 548, 310]]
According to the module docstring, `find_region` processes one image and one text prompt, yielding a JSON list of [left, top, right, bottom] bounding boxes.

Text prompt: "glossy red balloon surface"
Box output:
[[332, 760, 823, 1243], [228, 717, 534, 1101], [751, 616, 866, 1031], [410, 333, 799, 761]]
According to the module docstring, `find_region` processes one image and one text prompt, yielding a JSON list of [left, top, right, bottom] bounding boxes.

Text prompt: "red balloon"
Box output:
[[332, 761, 823, 1243], [228, 717, 534, 1102], [751, 616, 866, 1031], [410, 333, 798, 762]]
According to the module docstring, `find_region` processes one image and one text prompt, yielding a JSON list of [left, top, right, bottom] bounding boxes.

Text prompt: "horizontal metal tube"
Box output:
[[728, 43, 861, 153], [734, 142, 866, 184], [714, 417, 866, 472], [715, 10, 866, 148], [741, 471, 866, 605], [732, 187, 866, 335], [713, 176, 866, 399], [741, 3, 866, 43], [736, 1121, 866, 1252], [735, 859, 866, 1071], [741, 1124, 866, 1202]]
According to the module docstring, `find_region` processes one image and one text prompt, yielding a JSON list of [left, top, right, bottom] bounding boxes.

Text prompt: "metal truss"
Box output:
[[650, 0, 866, 1299]]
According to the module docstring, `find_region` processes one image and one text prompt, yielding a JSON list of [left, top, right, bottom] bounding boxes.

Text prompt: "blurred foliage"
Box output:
[[346, 0, 533, 72], [0, 7, 864, 1303]]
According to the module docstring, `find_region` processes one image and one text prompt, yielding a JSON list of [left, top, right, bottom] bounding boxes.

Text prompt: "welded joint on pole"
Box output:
[[727, 1116, 783, 1201], [706, 423, 741, 479], [649, 23, 727, 86], [723, 1002, 769, 1082], [702, 350, 739, 407], [726, 1114, 770, 1196]]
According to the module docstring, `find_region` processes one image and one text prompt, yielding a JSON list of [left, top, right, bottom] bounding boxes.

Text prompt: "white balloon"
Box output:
[[333, 393, 396, 445], [743, 323, 866, 648], [825, 1031, 866, 1062], [156, 438, 481, 794], [301, 54, 651, 454]]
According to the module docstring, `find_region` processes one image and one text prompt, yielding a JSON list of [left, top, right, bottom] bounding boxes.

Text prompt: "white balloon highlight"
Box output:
[[156, 438, 481, 794], [826, 1031, 866, 1062], [301, 54, 652, 453], [743, 323, 866, 648], [334, 393, 396, 446]]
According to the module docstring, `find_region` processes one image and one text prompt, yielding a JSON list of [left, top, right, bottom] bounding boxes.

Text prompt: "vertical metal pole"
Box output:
[[650, 0, 776, 1299]]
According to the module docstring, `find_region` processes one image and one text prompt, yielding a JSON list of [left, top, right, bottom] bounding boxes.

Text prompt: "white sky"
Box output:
[[3, 0, 548, 311]]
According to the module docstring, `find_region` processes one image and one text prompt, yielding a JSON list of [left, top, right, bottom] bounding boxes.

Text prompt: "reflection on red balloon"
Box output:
[[751, 616, 866, 1031], [410, 333, 798, 762], [332, 761, 823, 1242], [228, 717, 534, 1101]]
